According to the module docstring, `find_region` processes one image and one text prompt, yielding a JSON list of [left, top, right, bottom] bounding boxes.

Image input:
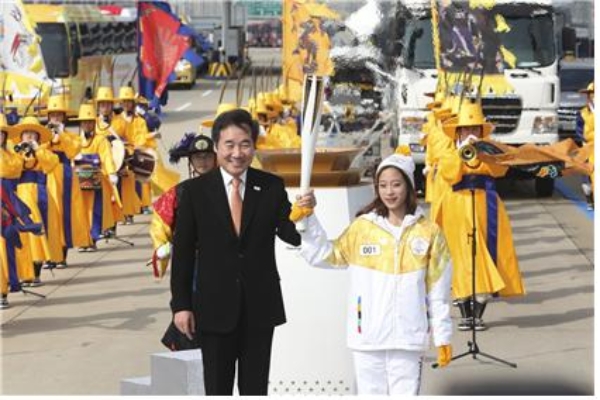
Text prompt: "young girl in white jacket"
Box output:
[[291, 154, 453, 395]]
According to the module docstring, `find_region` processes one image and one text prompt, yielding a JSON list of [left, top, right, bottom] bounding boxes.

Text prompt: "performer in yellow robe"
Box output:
[[437, 100, 525, 331], [255, 93, 301, 150], [426, 105, 456, 224], [44, 95, 92, 268], [133, 95, 175, 213], [9, 116, 59, 287], [423, 101, 442, 204], [576, 82, 594, 210], [95, 86, 127, 225], [1, 116, 38, 307], [74, 103, 118, 251], [115, 86, 144, 222], [131, 103, 179, 201]]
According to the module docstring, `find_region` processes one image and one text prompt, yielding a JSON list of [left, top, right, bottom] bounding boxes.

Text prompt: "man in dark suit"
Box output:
[[170, 109, 301, 395]]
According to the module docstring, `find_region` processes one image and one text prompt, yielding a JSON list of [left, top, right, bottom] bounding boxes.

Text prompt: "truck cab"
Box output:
[[394, 0, 560, 196]]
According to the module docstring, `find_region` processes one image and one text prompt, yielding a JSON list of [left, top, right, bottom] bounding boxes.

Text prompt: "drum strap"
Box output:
[[451, 174, 499, 266], [56, 152, 74, 248], [20, 171, 49, 234], [80, 154, 101, 166]]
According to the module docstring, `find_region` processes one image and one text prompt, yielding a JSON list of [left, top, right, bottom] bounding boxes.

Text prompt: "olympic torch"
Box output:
[[297, 74, 326, 231]]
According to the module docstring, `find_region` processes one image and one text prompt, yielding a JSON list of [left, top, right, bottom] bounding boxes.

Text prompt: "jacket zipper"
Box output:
[[392, 225, 405, 344]]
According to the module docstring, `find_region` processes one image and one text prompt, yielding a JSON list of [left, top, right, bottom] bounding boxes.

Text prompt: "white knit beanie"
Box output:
[[375, 154, 416, 188]]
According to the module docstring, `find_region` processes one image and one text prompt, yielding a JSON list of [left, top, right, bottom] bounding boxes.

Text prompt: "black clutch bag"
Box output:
[[161, 322, 200, 351]]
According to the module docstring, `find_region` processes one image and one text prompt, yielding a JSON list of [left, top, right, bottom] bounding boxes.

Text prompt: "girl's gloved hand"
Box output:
[[437, 344, 452, 368], [289, 203, 313, 223]]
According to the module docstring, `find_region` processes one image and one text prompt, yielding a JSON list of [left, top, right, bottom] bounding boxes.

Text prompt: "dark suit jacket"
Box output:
[[170, 167, 301, 333]]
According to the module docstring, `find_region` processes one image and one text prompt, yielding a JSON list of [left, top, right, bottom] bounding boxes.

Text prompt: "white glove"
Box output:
[[258, 125, 267, 137], [74, 153, 83, 161], [29, 141, 40, 151], [156, 243, 172, 260], [582, 183, 592, 196], [423, 165, 430, 176], [458, 134, 479, 149], [109, 174, 119, 185], [50, 123, 64, 141], [135, 105, 147, 116]]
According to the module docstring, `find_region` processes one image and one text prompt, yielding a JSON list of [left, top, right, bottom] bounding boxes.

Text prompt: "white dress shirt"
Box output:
[[220, 167, 247, 210]]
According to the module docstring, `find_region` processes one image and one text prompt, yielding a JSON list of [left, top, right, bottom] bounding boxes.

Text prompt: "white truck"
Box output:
[[393, 0, 560, 197]]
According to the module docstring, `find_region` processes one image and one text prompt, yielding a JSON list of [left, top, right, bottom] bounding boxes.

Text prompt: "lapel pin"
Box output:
[[253, 186, 261, 191]]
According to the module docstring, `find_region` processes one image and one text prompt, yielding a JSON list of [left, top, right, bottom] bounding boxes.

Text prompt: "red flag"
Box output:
[[139, 2, 189, 98]]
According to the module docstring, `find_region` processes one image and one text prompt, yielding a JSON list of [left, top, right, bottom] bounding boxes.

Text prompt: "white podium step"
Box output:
[[151, 349, 205, 395], [120, 376, 151, 396], [120, 349, 204, 395]]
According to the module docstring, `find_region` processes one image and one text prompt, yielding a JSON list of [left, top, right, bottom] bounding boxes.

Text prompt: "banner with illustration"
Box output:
[[431, 0, 519, 95], [281, 0, 339, 101]]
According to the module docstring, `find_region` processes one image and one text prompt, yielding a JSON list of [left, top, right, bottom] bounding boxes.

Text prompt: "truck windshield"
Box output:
[[36, 23, 71, 78], [502, 12, 556, 68], [403, 4, 556, 71], [402, 18, 435, 69]]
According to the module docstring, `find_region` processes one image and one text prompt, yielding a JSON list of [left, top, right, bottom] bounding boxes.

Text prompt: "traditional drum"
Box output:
[[75, 154, 102, 190], [110, 137, 128, 177], [128, 148, 157, 182]]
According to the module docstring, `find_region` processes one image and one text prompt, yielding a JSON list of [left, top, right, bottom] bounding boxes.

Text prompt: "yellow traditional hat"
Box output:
[[95, 86, 115, 103], [255, 93, 269, 115], [46, 94, 71, 114], [0, 114, 15, 136], [579, 82, 594, 94], [438, 112, 457, 123], [9, 116, 52, 143], [268, 92, 284, 108], [265, 92, 283, 114], [71, 103, 97, 122], [277, 84, 292, 104], [433, 106, 454, 119], [247, 98, 256, 111], [200, 103, 237, 128], [440, 115, 458, 125], [119, 86, 136, 101], [442, 100, 494, 138]]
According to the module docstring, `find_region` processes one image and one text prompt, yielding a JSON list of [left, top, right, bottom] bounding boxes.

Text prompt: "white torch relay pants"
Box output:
[[353, 349, 424, 395]]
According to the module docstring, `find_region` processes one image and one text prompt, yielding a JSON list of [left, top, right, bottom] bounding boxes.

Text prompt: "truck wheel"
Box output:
[[535, 177, 555, 198]]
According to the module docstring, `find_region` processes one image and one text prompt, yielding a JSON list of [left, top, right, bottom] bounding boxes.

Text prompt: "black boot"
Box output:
[[473, 301, 488, 331], [30, 262, 44, 287], [457, 299, 473, 331], [33, 261, 43, 277]]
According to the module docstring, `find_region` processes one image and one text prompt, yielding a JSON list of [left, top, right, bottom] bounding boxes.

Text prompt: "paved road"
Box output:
[[1, 79, 594, 395]]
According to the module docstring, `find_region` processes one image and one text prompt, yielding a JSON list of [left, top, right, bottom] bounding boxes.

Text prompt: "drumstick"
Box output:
[[110, 182, 123, 209]]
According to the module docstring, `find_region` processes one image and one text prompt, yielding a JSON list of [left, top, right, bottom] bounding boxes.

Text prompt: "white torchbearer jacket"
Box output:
[[299, 207, 453, 352]]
